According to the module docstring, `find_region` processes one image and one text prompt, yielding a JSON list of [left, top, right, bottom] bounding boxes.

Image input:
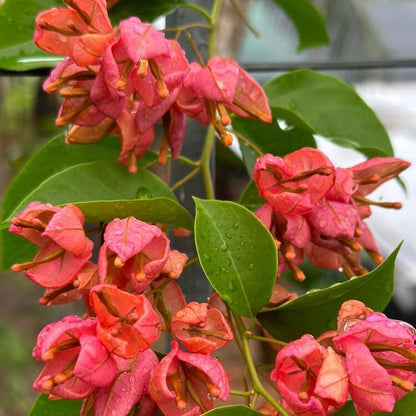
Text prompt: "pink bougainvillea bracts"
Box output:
[[90, 284, 161, 358], [33, 315, 117, 399], [333, 309, 416, 416], [34, 0, 116, 66], [171, 302, 233, 354], [149, 341, 230, 416], [271, 334, 348, 416], [253, 149, 410, 279], [10, 203, 93, 289], [177, 56, 271, 146], [98, 216, 170, 292]]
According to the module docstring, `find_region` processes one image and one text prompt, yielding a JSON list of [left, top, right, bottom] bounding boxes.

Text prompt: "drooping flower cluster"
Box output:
[[271, 300, 416, 416], [253, 148, 410, 280], [10, 204, 232, 416], [34, 0, 271, 173]]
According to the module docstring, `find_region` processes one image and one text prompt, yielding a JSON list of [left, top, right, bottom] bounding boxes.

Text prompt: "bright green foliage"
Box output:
[[1, 157, 192, 269], [194, 198, 277, 318], [0, 0, 62, 70], [203, 405, 263, 415], [257, 245, 400, 342], [30, 395, 82, 416], [264, 70, 394, 158], [271, 0, 329, 51]]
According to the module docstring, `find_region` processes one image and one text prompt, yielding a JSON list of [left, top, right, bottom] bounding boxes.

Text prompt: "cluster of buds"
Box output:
[[34, 0, 271, 173], [253, 148, 410, 280], [10, 203, 233, 416], [271, 300, 416, 416]]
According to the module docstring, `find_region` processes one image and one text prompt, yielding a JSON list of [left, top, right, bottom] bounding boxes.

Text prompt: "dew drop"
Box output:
[[233, 222, 240, 229], [217, 223, 223, 229], [225, 232, 232, 239], [221, 267, 226, 273], [225, 259, 231, 266], [228, 281, 235, 290], [236, 254, 241, 260], [240, 241, 245, 247], [136, 187, 153, 199], [220, 242, 228, 251], [248, 263, 254, 270], [203, 254, 211, 261], [289, 100, 297, 109]]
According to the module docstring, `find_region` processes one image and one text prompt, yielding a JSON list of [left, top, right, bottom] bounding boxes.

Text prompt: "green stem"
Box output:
[[181, 3, 212, 23], [208, 0, 223, 57], [232, 129, 264, 156], [246, 333, 288, 347], [184, 256, 199, 269], [199, 124, 216, 199], [171, 167, 201, 191], [234, 313, 291, 416], [230, 0, 259, 37], [176, 155, 199, 167], [230, 389, 253, 397]]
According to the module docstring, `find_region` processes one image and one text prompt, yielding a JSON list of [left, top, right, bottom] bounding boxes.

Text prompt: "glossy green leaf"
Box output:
[[0, 0, 62, 70], [232, 115, 316, 177], [264, 70, 394, 158], [257, 245, 400, 342], [194, 198, 277, 318], [271, 0, 329, 51], [72, 198, 192, 227], [203, 405, 263, 415], [109, 0, 186, 23], [1, 161, 192, 269], [2, 135, 156, 219], [30, 394, 81, 416]]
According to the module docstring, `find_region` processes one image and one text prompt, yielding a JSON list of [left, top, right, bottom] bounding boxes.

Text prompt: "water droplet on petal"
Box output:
[[220, 242, 228, 251]]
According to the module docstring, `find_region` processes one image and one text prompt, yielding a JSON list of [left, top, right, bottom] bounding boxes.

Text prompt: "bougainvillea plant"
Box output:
[[1, 0, 415, 415]]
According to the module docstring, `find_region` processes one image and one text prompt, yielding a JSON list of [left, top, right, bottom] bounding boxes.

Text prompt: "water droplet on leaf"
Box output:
[[136, 187, 153, 199]]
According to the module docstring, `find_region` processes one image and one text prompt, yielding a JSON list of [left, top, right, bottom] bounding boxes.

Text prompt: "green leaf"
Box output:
[[2, 135, 158, 219], [30, 394, 81, 416], [109, 0, 186, 24], [194, 198, 277, 318], [1, 161, 192, 269], [232, 115, 316, 176], [0, 0, 63, 70], [203, 405, 263, 415], [257, 245, 400, 342], [271, 0, 329, 51], [72, 198, 192, 228], [264, 70, 394, 158]]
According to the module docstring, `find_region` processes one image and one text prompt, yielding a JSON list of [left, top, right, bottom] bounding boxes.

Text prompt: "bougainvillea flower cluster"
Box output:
[[34, 0, 271, 173], [10, 205, 233, 415], [253, 148, 410, 280], [271, 300, 416, 416]]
